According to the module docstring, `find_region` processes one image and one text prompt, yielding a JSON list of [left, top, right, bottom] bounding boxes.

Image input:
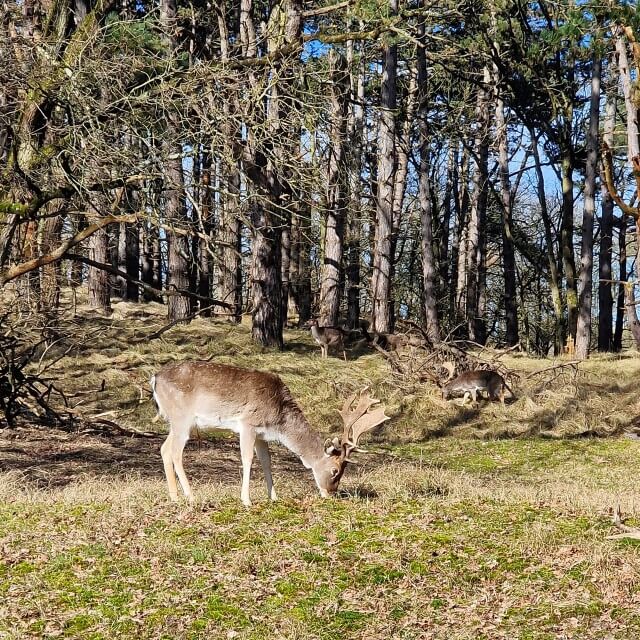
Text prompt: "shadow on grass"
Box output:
[[0, 427, 310, 490]]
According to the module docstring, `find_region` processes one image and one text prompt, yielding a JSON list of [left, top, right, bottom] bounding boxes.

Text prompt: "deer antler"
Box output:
[[339, 389, 389, 455], [441, 361, 456, 382]]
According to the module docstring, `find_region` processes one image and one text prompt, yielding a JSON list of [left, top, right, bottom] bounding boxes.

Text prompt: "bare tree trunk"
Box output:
[[598, 75, 616, 352], [320, 50, 348, 327], [616, 32, 640, 348], [466, 67, 491, 344], [532, 131, 564, 354], [251, 203, 283, 347], [613, 220, 627, 351], [628, 221, 640, 347], [371, 0, 397, 333], [161, 0, 190, 322], [248, 0, 301, 347], [39, 209, 63, 310], [417, 13, 438, 342], [216, 9, 242, 322], [448, 143, 465, 327], [219, 161, 243, 323], [575, 53, 601, 359], [164, 148, 191, 322], [141, 223, 160, 302], [438, 144, 455, 296], [494, 74, 519, 346], [116, 223, 127, 297], [288, 201, 312, 325], [559, 113, 578, 339], [87, 225, 111, 312], [345, 35, 365, 329], [116, 219, 139, 301], [197, 152, 213, 315]]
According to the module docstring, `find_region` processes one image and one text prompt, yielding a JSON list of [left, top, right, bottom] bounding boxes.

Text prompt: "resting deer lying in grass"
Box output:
[[151, 361, 388, 505], [442, 369, 514, 405], [362, 327, 409, 351], [306, 319, 347, 360]]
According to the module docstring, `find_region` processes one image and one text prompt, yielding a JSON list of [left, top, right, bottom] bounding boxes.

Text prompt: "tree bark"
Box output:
[[598, 74, 616, 352], [319, 50, 349, 327], [575, 53, 601, 359], [370, 0, 398, 333], [416, 13, 438, 343], [87, 224, 111, 312], [345, 35, 365, 329], [616, 31, 640, 348], [164, 147, 191, 322], [532, 130, 564, 354], [494, 72, 519, 346], [613, 221, 627, 351], [466, 67, 491, 344], [288, 201, 312, 325]]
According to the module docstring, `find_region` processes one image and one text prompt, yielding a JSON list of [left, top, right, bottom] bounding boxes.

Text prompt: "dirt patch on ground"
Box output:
[[0, 425, 312, 491]]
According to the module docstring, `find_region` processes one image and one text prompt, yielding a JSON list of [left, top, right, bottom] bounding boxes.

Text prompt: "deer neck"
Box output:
[[310, 325, 323, 341], [280, 407, 326, 470]]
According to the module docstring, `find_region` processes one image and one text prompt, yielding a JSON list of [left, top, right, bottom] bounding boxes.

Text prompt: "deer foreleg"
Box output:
[[255, 439, 277, 501], [239, 425, 257, 506]]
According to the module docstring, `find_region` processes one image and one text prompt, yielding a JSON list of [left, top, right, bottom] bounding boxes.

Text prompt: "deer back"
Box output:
[[442, 370, 504, 398], [152, 361, 309, 437]]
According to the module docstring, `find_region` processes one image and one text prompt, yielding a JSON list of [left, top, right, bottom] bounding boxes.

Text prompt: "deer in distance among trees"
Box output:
[[151, 361, 389, 505], [306, 319, 347, 360]]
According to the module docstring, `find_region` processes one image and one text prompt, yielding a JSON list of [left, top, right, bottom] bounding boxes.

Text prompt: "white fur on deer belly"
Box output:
[[255, 427, 282, 442], [194, 415, 244, 432]]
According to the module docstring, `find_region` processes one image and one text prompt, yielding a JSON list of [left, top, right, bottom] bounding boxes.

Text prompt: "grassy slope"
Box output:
[[1, 301, 640, 639]]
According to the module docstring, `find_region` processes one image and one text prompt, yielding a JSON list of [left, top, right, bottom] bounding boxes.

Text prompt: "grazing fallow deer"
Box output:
[[307, 319, 347, 360], [442, 369, 514, 405], [151, 361, 389, 505]]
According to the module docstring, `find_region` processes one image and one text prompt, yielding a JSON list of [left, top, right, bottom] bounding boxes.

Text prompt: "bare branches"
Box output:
[[601, 141, 640, 221], [0, 213, 138, 286], [607, 506, 640, 540]]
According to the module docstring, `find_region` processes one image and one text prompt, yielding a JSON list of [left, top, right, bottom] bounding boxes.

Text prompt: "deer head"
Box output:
[[314, 390, 389, 496]]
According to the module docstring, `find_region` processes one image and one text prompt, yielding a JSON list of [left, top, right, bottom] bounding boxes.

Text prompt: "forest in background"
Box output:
[[1, 0, 640, 359]]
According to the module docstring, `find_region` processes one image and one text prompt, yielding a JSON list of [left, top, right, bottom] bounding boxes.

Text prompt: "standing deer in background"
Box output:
[[151, 361, 389, 505], [307, 319, 347, 360]]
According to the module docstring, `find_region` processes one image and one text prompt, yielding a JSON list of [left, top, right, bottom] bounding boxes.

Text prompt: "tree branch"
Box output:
[[0, 213, 138, 286], [65, 254, 234, 309]]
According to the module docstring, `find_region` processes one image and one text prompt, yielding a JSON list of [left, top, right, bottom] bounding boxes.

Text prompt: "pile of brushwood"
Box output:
[[0, 311, 72, 427]]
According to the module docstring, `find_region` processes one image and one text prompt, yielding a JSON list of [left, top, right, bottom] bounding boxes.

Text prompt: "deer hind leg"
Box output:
[[239, 424, 257, 507], [161, 427, 193, 502], [254, 438, 277, 501], [161, 433, 179, 502]]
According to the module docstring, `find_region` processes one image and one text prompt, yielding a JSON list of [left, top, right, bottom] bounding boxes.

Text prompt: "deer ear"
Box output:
[[324, 437, 341, 456]]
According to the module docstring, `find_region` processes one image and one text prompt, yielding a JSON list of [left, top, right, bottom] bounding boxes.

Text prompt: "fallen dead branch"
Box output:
[[606, 505, 640, 540], [372, 337, 521, 394]]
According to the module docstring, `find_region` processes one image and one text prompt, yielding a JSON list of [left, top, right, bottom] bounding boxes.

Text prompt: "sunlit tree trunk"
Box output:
[[417, 13, 438, 342], [598, 87, 616, 352], [371, 0, 397, 333], [575, 53, 601, 359], [466, 67, 490, 344], [494, 62, 519, 347], [319, 50, 348, 327]]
